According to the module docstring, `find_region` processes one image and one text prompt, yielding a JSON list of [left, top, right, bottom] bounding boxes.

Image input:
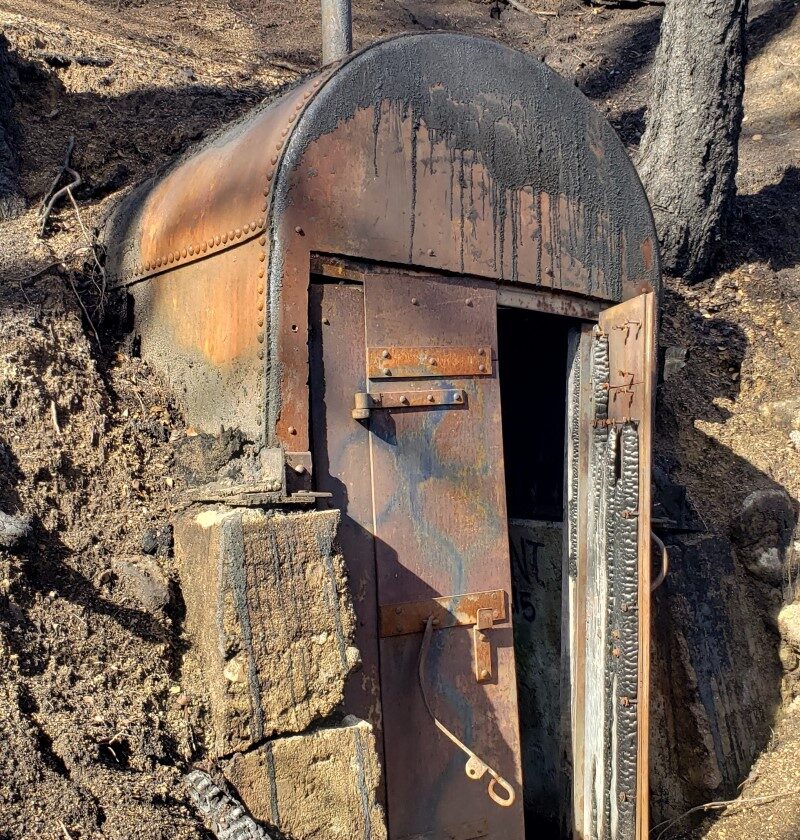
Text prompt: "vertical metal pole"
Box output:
[[321, 0, 352, 65]]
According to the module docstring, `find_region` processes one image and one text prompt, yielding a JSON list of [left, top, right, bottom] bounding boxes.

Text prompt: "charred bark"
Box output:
[[636, 0, 748, 281], [0, 33, 24, 221]]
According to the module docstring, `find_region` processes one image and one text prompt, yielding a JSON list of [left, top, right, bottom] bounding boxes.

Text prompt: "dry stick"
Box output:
[[67, 270, 102, 349], [39, 135, 83, 237], [50, 400, 61, 436], [505, 0, 559, 16], [40, 135, 76, 214], [66, 186, 108, 308], [652, 787, 800, 840]]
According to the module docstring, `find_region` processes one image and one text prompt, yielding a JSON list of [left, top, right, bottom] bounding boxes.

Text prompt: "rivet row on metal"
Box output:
[[129, 218, 267, 278], [255, 68, 334, 439]]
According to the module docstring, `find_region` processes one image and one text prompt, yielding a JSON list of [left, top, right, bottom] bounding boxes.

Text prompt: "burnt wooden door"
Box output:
[[564, 292, 656, 840], [310, 267, 525, 840]]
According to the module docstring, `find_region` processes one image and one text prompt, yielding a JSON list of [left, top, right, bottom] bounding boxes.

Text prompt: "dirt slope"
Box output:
[[0, 0, 798, 838]]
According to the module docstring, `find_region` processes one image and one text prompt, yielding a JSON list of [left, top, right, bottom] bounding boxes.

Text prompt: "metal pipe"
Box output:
[[321, 0, 352, 65]]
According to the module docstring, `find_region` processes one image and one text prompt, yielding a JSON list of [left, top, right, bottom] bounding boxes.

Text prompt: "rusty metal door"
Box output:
[[571, 292, 656, 840], [310, 266, 525, 840]]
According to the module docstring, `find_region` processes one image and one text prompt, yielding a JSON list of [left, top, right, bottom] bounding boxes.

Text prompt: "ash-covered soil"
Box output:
[[0, 0, 798, 837]]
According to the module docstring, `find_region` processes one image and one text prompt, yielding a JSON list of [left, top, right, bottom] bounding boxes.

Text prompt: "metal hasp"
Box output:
[[379, 589, 507, 637], [352, 388, 467, 420], [321, 0, 352, 64], [102, 30, 661, 840]]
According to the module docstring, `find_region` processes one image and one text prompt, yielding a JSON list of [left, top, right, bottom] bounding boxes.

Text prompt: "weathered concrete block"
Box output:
[[222, 719, 386, 840], [175, 507, 360, 756]]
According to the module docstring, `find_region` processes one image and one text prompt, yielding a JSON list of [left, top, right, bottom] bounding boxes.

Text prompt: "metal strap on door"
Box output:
[[379, 590, 517, 808]]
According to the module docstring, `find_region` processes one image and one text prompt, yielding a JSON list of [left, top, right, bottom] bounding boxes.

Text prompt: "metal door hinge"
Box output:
[[352, 389, 467, 420]]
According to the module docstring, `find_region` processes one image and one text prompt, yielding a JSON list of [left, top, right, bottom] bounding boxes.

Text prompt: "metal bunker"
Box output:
[[105, 28, 661, 840]]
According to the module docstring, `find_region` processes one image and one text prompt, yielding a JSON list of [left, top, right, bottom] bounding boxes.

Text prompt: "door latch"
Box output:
[[418, 616, 515, 808], [474, 608, 494, 683], [352, 389, 467, 420]]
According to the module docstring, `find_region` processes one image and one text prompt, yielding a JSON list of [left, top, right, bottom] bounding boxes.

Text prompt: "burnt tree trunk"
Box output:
[[636, 0, 748, 281], [0, 33, 24, 220]]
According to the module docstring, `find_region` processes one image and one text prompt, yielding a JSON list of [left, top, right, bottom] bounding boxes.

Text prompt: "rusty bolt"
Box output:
[[215, 235, 221, 245], [381, 367, 391, 375], [466, 298, 473, 306], [399, 395, 409, 405], [428, 357, 437, 365], [453, 393, 463, 403], [427, 248, 435, 256], [288, 426, 297, 435], [257, 334, 264, 344], [221, 233, 228, 244], [411, 297, 419, 305], [395, 607, 402, 615], [477, 347, 486, 356], [258, 285, 264, 294], [228, 230, 235, 240], [275, 142, 282, 151], [322, 317, 330, 325], [295, 226, 304, 235], [381, 349, 390, 359], [480, 669, 490, 681], [259, 253, 266, 262], [293, 463, 305, 474], [260, 236, 267, 246], [426, 394, 435, 403], [493, 609, 499, 618], [478, 364, 486, 373], [281, 128, 288, 137], [257, 318, 264, 327], [271, 155, 278, 165]]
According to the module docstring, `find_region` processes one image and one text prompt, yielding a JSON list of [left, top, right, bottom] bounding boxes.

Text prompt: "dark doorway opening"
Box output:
[[498, 306, 575, 840]]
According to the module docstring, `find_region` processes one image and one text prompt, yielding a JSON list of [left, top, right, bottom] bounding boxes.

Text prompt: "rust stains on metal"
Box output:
[[379, 589, 506, 638], [367, 346, 493, 380], [104, 31, 661, 451]]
